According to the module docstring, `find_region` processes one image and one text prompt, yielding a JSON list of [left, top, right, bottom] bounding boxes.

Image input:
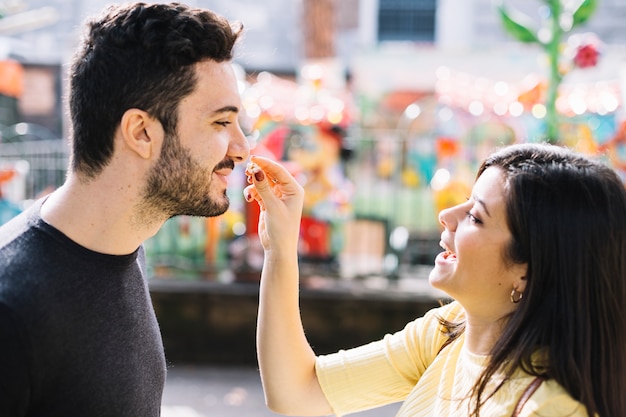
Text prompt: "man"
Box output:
[[0, 3, 249, 415]]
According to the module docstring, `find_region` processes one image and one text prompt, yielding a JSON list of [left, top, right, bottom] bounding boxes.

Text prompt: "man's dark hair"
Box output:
[[69, 2, 243, 177]]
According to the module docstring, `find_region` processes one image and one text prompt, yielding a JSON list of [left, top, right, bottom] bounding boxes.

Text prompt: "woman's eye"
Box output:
[[216, 121, 231, 127], [466, 211, 482, 224]]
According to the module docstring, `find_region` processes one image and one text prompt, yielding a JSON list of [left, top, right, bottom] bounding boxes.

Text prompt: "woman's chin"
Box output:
[[428, 265, 453, 291]]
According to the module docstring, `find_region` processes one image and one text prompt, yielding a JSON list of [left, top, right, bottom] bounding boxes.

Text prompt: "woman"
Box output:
[[244, 143, 626, 417]]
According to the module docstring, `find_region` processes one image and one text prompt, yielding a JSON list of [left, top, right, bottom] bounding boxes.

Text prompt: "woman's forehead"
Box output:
[[472, 167, 507, 215]]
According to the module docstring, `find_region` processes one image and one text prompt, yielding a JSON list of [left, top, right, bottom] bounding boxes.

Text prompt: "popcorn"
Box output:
[[245, 161, 260, 184]]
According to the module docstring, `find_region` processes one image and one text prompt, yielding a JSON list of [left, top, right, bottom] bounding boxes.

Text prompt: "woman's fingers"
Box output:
[[243, 156, 304, 251], [244, 156, 303, 212], [247, 155, 295, 186], [243, 184, 265, 211]]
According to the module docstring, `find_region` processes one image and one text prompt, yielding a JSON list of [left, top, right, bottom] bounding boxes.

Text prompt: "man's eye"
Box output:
[[216, 121, 231, 127]]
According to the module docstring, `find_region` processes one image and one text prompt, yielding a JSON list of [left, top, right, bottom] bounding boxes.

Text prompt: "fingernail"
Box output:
[[244, 191, 251, 202], [254, 170, 264, 182]]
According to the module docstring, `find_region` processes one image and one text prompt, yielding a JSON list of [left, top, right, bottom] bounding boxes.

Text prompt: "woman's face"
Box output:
[[429, 166, 527, 318]]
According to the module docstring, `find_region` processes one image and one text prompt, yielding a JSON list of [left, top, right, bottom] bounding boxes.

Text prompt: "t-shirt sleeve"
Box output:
[[315, 301, 463, 416], [0, 303, 32, 416]]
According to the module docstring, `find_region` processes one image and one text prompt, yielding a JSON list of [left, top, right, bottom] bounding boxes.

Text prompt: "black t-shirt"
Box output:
[[0, 200, 166, 416]]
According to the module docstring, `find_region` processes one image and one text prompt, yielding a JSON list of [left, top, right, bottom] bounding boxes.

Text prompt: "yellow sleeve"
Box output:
[[315, 302, 463, 416]]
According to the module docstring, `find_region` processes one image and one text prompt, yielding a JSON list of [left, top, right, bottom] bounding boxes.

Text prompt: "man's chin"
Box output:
[[196, 197, 230, 218], [162, 191, 230, 218]]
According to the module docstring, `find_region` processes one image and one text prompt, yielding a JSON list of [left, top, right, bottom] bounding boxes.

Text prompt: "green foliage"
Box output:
[[572, 0, 598, 26], [495, 0, 599, 144], [497, 5, 540, 44]]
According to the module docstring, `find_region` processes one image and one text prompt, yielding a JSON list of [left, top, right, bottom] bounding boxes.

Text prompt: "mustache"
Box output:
[[214, 158, 235, 171]]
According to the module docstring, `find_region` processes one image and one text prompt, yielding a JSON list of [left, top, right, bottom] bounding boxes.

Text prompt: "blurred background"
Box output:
[[0, 0, 624, 415]]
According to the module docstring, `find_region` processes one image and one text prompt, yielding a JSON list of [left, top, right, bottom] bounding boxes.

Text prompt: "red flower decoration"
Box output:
[[573, 43, 600, 69]]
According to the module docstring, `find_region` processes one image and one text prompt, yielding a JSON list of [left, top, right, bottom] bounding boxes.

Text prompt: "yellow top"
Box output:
[[315, 301, 587, 417]]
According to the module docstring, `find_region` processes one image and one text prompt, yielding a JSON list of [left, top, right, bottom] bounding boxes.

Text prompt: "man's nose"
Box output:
[[228, 125, 250, 162]]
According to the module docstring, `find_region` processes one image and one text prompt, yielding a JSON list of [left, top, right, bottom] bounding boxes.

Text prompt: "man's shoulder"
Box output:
[[0, 200, 42, 251], [0, 202, 57, 312], [0, 210, 47, 274]]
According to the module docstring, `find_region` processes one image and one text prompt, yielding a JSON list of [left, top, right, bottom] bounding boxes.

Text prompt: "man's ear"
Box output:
[[119, 109, 164, 160]]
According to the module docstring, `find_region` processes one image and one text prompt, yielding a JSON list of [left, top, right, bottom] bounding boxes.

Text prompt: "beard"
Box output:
[[141, 132, 232, 220]]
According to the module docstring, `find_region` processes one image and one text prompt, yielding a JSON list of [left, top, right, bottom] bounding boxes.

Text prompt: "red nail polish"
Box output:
[[254, 170, 264, 182]]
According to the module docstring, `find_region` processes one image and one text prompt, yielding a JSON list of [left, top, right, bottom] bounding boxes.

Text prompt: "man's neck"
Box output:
[[40, 172, 164, 255]]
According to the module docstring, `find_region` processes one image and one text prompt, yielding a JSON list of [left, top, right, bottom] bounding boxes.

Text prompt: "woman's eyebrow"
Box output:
[[472, 195, 492, 217]]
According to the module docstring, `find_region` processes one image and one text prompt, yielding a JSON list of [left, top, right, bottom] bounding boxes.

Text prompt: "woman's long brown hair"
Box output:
[[439, 143, 626, 416]]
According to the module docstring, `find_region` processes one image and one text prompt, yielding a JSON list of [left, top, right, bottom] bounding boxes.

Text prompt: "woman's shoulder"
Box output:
[[399, 300, 464, 356], [518, 379, 589, 417], [413, 300, 464, 332], [433, 300, 464, 320]]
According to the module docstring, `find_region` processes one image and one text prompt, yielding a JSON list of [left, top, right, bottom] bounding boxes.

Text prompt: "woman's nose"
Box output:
[[438, 206, 457, 232]]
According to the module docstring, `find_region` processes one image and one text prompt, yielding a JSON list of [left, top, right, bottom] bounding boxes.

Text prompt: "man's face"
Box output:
[[142, 60, 249, 219]]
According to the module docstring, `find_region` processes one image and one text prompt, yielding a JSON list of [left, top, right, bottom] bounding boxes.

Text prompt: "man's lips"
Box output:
[[213, 159, 235, 179], [212, 170, 231, 186], [213, 168, 233, 177]]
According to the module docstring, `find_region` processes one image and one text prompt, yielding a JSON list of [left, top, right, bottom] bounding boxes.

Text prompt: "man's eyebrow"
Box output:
[[210, 105, 239, 116]]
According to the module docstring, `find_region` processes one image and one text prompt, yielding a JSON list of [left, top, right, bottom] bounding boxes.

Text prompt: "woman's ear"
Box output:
[[514, 263, 529, 294], [119, 109, 164, 160], [513, 266, 528, 293]]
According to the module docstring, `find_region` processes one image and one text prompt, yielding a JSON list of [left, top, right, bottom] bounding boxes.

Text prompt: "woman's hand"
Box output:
[[243, 155, 304, 253]]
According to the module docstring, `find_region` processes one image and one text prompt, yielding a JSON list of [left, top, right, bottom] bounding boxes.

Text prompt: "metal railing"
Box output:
[[0, 136, 68, 203]]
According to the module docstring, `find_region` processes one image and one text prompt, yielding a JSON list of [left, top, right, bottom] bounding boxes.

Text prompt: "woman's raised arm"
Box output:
[[244, 156, 333, 416]]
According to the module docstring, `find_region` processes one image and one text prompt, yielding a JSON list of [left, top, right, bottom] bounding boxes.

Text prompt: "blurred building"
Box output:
[[0, 0, 624, 136], [8, 0, 626, 66]]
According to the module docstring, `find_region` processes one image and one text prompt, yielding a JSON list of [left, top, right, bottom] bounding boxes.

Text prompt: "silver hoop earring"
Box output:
[[510, 288, 523, 303]]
